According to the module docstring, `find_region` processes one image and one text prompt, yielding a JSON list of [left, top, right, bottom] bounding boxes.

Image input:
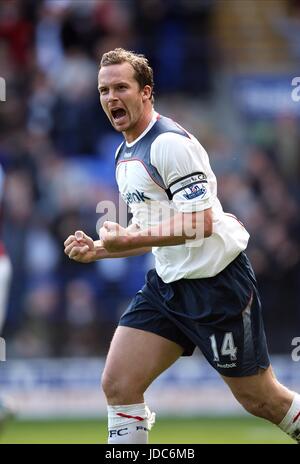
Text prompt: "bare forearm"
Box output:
[[126, 210, 211, 249], [93, 240, 151, 260], [100, 209, 212, 253]]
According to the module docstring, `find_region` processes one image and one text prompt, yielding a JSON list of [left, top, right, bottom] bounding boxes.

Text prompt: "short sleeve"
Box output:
[[151, 132, 212, 212]]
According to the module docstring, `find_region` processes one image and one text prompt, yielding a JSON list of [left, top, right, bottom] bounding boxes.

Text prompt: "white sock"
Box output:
[[278, 394, 300, 443], [107, 402, 155, 444]]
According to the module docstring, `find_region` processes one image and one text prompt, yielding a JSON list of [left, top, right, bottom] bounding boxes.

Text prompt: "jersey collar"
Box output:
[[126, 111, 159, 148]]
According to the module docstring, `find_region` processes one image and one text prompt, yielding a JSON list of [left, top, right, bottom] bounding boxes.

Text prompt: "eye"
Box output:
[[99, 88, 108, 95]]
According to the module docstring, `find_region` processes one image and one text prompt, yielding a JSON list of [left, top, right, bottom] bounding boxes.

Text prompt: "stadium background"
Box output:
[[0, 0, 299, 443]]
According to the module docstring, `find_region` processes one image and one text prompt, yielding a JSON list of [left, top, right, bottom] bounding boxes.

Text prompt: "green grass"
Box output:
[[0, 416, 295, 444]]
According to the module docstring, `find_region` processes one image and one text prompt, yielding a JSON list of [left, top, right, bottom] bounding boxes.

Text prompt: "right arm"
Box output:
[[64, 229, 151, 263]]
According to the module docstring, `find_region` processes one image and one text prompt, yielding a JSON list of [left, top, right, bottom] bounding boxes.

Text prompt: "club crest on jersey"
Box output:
[[122, 189, 150, 204], [182, 183, 207, 200]]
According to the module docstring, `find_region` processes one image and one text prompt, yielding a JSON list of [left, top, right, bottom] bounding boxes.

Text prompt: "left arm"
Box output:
[[100, 208, 212, 252]]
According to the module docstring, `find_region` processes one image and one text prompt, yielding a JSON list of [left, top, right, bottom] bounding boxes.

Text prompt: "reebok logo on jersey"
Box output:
[[122, 190, 150, 204]]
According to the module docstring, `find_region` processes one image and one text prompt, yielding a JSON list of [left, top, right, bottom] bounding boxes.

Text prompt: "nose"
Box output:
[[107, 90, 118, 103]]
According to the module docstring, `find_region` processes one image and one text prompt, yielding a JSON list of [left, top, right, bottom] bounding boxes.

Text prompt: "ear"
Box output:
[[142, 85, 152, 101]]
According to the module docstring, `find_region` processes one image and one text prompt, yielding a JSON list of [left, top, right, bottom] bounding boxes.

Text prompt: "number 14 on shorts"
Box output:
[[209, 332, 237, 362]]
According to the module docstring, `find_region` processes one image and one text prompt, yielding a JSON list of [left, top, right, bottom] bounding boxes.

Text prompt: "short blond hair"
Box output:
[[100, 48, 154, 103]]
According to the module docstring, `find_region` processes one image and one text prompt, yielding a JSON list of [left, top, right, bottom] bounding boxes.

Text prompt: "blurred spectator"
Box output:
[[132, 0, 213, 96]]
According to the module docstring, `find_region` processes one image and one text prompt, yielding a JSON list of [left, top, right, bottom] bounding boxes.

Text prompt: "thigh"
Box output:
[[120, 279, 196, 356], [103, 326, 184, 392]]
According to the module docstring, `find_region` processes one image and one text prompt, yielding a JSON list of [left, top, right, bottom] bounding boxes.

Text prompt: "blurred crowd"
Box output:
[[0, 0, 299, 357]]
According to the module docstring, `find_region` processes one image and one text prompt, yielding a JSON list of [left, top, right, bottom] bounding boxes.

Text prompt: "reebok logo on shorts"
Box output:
[[217, 362, 237, 368]]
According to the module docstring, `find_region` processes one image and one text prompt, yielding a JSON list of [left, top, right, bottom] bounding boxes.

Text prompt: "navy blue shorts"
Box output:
[[119, 252, 270, 377]]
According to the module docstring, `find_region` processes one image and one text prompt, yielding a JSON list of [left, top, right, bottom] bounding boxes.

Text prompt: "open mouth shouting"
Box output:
[[111, 108, 127, 125]]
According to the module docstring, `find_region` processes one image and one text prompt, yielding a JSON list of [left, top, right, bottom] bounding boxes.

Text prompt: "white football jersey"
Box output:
[[115, 111, 249, 283]]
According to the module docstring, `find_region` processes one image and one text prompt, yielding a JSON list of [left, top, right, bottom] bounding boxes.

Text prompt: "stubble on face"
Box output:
[[98, 62, 152, 142]]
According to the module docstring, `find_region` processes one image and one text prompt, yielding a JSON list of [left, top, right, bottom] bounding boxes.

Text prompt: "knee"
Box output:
[[101, 369, 144, 405], [234, 387, 281, 421], [101, 370, 117, 402], [237, 392, 270, 419]]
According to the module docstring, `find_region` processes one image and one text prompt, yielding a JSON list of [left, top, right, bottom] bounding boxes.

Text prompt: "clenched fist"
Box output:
[[64, 230, 95, 263], [99, 221, 130, 252]]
